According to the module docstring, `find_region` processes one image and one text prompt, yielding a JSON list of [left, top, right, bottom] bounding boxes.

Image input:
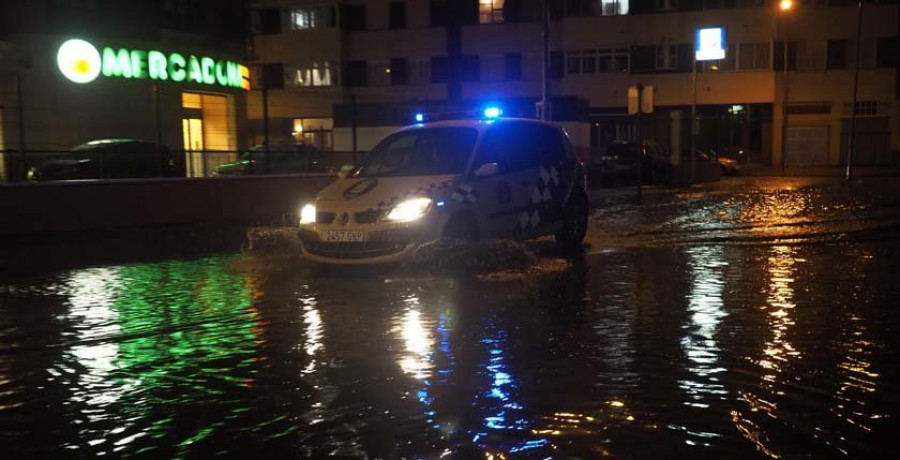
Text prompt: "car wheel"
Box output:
[[443, 213, 479, 242], [555, 191, 588, 251]]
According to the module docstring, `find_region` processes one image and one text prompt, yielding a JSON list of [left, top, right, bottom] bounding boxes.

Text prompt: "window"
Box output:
[[844, 101, 885, 117], [598, 48, 629, 73], [342, 4, 366, 31], [356, 128, 478, 177], [461, 55, 480, 81], [655, 0, 678, 10], [565, 0, 629, 16], [479, 0, 504, 24], [292, 62, 337, 87], [827, 39, 847, 69], [289, 6, 336, 30], [253, 7, 281, 34], [390, 58, 408, 85], [655, 45, 677, 70], [343, 60, 367, 86], [431, 57, 448, 83], [479, 123, 563, 172], [566, 51, 582, 75], [582, 50, 597, 74], [702, 44, 735, 72], [600, 0, 628, 16], [389, 2, 407, 29], [737, 42, 770, 70], [430, 0, 446, 26], [504, 53, 522, 80], [549, 51, 564, 79], [852, 38, 878, 69], [794, 40, 825, 71], [254, 63, 285, 89]]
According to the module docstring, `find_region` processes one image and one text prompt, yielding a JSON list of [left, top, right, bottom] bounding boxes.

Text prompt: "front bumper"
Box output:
[[297, 225, 426, 264]]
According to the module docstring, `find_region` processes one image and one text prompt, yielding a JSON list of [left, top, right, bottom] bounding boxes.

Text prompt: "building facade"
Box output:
[[0, 0, 252, 181], [248, 0, 899, 167]]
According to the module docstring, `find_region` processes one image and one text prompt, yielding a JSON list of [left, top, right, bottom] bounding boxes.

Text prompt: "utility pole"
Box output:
[[635, 84, 643, 203], [262, 73, 270, 174], [351, 93, 358, 165], [690, 50, 697, 184], [541, 0, 550, 121], [15, 71, 26, 182], [153, 81, 162, 177], [846, 0, 863, 181]]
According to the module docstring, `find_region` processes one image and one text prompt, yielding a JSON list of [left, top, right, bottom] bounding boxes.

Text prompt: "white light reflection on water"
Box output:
[[59, 267, 137, 450], [299, 295, 323, 375], [732, 245, 800, 459], [678, 245, 729, 447], [398, 296, 435, 380]]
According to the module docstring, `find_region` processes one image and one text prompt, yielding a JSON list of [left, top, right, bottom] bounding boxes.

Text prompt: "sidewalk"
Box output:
[[740, 164, 900, 177]]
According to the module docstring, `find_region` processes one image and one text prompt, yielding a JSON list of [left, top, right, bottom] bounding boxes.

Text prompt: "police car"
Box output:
[[297, 111, 589, 264]]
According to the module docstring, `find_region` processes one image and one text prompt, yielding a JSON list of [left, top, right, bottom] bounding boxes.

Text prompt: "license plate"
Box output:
[[320, 230, 365, 242]]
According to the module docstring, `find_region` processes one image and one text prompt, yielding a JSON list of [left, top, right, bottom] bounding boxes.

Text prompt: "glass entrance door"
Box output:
[[182, 118, 204, 177]]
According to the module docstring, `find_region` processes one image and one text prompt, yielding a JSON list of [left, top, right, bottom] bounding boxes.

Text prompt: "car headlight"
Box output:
[[385, 197, 432, 223], [299, 204, 316, 224]]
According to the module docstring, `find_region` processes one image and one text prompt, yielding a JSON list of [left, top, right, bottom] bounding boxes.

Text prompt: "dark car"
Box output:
[[215, 143, 333, 176], [589, 141, 667, 185], [27, 139, 183, 181]]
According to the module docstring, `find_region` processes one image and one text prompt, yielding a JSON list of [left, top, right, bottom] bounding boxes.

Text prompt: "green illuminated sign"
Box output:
[[57, 38, 250, 90]]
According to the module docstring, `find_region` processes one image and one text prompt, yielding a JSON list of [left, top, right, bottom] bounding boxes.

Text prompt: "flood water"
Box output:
[[2, 177, 899, 458]]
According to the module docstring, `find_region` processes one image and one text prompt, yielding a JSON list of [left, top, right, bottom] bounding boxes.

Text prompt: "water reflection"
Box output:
[[680, 246, 729, 413], [733, 245, 800, 458], [830, 246, 885, 452], [53, 258, 258, 455]]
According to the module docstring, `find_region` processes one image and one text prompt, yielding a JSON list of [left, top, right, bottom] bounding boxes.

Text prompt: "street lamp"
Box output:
[[777, 2, 793, 175], [847, 1, 864, 181]]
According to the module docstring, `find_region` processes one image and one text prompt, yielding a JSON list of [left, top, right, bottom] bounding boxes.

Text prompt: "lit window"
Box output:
[[293, 62, 336, 87], [479, 0, 504, 24], [601, 0, 629, 15], [290, 6, 335, 30]]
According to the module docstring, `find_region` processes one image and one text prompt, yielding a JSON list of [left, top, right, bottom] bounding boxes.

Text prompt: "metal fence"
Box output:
[[0, 148, 363, 183]]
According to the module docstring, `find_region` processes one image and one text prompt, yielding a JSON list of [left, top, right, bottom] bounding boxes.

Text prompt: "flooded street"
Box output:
[[2, 177, 899, 458]]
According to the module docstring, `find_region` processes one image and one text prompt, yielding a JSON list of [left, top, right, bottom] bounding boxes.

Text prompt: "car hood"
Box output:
[[315, 175, 459, 212]]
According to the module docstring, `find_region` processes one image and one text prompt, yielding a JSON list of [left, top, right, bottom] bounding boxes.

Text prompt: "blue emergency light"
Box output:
[[414, 112, 424, 122], [483, 107, 502, 119]]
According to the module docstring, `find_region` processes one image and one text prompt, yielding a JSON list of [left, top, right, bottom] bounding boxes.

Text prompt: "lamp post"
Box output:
[[778, 0, 793, 175], [846, 0, 863, 181]]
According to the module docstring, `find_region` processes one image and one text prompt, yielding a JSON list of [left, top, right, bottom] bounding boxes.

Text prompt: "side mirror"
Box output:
[[474, 162, 500, 178], [337, 164, 355, 179]]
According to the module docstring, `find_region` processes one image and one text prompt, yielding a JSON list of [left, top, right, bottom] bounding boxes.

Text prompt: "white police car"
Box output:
[[297, 114, 588, 264]]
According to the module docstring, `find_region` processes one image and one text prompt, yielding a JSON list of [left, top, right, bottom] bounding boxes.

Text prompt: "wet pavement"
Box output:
[[1, 176, 899, 458]]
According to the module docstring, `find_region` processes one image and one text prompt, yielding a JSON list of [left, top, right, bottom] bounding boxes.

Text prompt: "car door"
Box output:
[[467, 121, 539, 239]]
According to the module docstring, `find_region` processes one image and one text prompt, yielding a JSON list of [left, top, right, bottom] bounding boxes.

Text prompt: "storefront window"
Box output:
[[182, 92, 237, 177]]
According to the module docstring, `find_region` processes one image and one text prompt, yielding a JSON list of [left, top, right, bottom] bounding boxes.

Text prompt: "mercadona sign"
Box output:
[[56, 38, 250, 91]]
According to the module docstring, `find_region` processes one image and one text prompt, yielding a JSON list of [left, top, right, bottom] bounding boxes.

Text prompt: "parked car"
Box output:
[[27, 139, 182, 181], [589, 140, 668, 185], [695, 149, 741, 175], [296, 117, 589, 264], [214, 142, 333, 175]]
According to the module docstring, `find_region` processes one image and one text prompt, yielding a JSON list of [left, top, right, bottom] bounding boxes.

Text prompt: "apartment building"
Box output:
[[248, 0, 899, 167]]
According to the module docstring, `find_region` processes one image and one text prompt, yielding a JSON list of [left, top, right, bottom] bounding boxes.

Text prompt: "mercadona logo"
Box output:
[[56, 39, 102, 84], [56, 38, 250, 90]]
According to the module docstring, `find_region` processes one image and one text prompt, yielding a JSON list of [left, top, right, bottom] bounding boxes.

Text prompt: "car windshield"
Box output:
[[353, 128, 477, 177]]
